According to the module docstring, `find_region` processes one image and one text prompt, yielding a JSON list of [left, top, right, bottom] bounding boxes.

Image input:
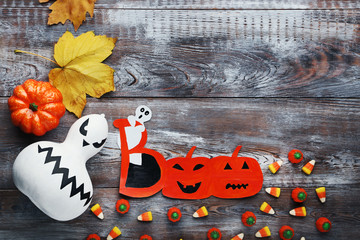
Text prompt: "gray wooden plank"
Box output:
[[1, 9, 359, 97], [1, 97, 359, 189], [0, 187, 358, 239], [3, 0, 360, 10]]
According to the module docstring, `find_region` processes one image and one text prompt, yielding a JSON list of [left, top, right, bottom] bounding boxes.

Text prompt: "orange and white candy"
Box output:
[[107, 226, 121, 240], [316, 187, 326, 203], [231, 233, 244, 240], [193, 206, 208, 218], [255, 226, 271, 238], [91, 203, 104, 220], [260, 202, 275, 215], [268, 160, 283, 174], [289, 206, 306, 217], [265, 187, 281, 198], [302, 160, 315, 175], [137, 211, 153, 221]]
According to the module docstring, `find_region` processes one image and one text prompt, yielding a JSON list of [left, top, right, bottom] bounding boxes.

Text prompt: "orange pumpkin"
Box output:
[[241, 211, 256, 227], [316, 217, 332, 232], [210, 146, 263, 198], [162, 146, 211, 199], [8, 79, 65, 136], [279, 226, 294, 240]]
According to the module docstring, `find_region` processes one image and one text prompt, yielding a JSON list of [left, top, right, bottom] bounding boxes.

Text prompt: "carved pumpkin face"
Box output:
[[210, 146, 263, 198], [162, 147, 211, 199]]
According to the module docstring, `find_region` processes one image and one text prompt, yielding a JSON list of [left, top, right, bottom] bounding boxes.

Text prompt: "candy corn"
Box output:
[[91, 203, 104, 220], [255, 226, 271, 238], [268, 160, 283, 174], [107, 226, 121, 240], [193, 206, 208, 218], [302, 160, 315, 175], [260, 202, 275, 215], [137, 211, 153, 221], [265, 187, 281, 198], [316, 187, 326, 203], [289, 206, 306, 217], [231, 233, 244, 240]]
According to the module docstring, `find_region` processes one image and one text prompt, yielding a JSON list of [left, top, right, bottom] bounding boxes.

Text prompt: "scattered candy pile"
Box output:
[[86, 149, 331, 239]]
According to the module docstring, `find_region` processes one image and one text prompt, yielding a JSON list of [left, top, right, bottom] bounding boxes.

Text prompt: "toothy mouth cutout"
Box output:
[[226, 183, 249, 190], [177, 181, 202, 194]]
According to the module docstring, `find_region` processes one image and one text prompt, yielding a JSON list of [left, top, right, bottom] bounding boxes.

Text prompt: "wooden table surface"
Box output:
[[1, 0, 360, 239]]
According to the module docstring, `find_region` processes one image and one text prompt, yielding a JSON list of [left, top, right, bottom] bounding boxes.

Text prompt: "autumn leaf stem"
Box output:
[[14, 49, 59, 66]]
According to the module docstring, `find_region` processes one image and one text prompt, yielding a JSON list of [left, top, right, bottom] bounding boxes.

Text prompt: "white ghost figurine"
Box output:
[[13, 114, 108, 221]]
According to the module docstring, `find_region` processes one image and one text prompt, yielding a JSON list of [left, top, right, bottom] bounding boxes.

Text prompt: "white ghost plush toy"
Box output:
[[13, 114, 108, 221]]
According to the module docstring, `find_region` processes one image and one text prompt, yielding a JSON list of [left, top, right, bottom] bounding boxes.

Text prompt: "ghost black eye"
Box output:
[[145, 111, 149, 115], [140, 108, 145, 112], [79, 119, 89, 136], [173, 164, 184, 170]]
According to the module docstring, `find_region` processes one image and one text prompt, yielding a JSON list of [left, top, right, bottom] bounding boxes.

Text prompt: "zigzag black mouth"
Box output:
[[177, 181, 201, 194], [38, 145, 92, 206], [226, 183, 248, 190]]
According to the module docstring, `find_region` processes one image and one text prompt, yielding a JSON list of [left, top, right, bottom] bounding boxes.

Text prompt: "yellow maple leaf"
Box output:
[[48, 31, 116, 117], [40, 0, 96, 31]]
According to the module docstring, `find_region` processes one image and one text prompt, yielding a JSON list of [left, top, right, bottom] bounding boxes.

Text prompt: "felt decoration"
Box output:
[[268, 160, 283, 174], [289, 206, 306, 217], [265, 187, 281, 198], [114, 106, 166, 198], [140, 235, 152, 240], [116, 199, 130, 214], [193, 206, 208, 218], [163, 146, 211, 199], [231, 233, 244, 240], [207, 228, 222, 240], [91, 203, 104, 219], [13, 114, 108, 221], [138, 211, 153, 221], [167, 207, 182, 222], [316, 187, 326, 203], [260, 202, 275, 215], [291, 188, 307, 203], [210, 146, 263, 198], [107, 226, 121, 240], [316, 217, 332, 232], [241, 211, 256, 227], [279, 226, 294, 240], [302, 160, 315, 175], [288, 149, 303, 163], [86, 234, 101, 240], [255, 226, 271, 238]]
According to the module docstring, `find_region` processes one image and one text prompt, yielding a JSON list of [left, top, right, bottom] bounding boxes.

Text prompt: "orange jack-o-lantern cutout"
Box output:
[[210, 146, 263, 198], [162, 147, 211, 199], [114, 118, 166, 198]]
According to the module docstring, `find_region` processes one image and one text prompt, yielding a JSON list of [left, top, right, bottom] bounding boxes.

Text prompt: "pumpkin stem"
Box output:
[[29, 103, 38, 112], [232, 146, 242, 157], [14, 49, 60, 66], [186, 146, 197, 158]]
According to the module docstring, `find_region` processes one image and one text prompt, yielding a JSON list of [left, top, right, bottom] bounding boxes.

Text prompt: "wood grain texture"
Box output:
[[4, 0, 360, 10], [1, 8, 359, 97], [1, 1, 360, 240], [1, 187, 359, 239]]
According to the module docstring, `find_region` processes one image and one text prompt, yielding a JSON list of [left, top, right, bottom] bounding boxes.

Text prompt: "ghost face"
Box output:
[[65, 114, 108, 160], [135, 105, 152, 123]]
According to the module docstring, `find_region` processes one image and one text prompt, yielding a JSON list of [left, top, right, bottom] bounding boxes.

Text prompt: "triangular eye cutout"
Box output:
[[82, 139, 90, 147], [173, 163, 184, 170], [224, 163, 232, 170], [242, 161, 249, 169], [193, 164, 204, 171]]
